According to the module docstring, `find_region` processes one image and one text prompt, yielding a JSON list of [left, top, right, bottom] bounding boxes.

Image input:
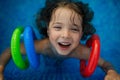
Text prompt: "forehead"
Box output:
[[51, 7, 82, 25]]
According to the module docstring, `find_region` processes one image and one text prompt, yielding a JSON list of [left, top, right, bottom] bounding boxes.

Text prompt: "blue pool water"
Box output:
[[0, 0, 120, 80]]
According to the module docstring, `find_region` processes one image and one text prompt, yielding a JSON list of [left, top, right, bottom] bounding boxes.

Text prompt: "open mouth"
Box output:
[[58, 42, 71, 50]]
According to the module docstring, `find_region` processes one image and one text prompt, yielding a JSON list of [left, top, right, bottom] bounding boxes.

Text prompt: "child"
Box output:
[[0, 0, 120, 80]]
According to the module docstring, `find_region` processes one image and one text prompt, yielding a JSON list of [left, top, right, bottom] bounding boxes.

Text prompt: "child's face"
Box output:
[[47, 7, 83, 56]]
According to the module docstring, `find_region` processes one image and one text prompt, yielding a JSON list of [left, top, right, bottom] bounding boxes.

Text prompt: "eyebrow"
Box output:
[[53, 22, 62, 25], [73, 23, 79, 27], [52, 22, 81, 28]]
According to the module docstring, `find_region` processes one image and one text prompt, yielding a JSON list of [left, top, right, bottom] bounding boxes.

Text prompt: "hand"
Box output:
[[105, 70, 120, 80], [0, 73, 4, 80]]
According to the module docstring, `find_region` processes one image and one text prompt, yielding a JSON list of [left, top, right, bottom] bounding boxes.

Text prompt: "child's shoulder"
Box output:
[[34, 38, 50, 51], [35, 38, 49, 44], [78, 44, 90, 51]]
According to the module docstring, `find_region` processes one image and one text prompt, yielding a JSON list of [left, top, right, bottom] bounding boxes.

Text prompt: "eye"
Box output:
[[53, 26, 62, 31], [71, 28, 79, 32]]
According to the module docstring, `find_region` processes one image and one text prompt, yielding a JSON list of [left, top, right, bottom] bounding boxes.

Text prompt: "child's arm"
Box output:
[[0, 38, 50, 73], [0, 41, 27, 72], [0, 48, 11, 73], [0, 48, 11, 80], [69, 44, 120, 79], [98, 58, 120, 80], [0, 42, 26, 80], [0, 38, 50, 79]]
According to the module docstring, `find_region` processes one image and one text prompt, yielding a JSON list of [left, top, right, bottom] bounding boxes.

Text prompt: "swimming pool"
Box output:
[[0, 0, 120, 80]]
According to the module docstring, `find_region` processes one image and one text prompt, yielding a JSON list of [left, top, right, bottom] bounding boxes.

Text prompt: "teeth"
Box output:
[[60, 42, 70, 45]]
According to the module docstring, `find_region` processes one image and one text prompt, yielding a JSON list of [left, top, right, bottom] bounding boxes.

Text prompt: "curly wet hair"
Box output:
[[36, 0, 96, 40]]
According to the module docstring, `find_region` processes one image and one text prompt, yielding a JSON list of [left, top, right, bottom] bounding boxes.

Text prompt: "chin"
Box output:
[[57, 50, 71, 56]]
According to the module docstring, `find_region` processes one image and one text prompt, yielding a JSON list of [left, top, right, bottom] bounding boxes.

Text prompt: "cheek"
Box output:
[[73, 36, 80, 43], [73, 34, 82, 44], [48, 30, 59, 43], [49, 30, 56, 37]]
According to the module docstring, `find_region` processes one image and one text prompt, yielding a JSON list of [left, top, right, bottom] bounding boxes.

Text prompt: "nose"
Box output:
[[61, 29, 70, 39]]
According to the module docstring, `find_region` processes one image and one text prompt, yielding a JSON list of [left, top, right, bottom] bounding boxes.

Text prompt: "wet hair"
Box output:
[[36, 0, 96, 40]]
